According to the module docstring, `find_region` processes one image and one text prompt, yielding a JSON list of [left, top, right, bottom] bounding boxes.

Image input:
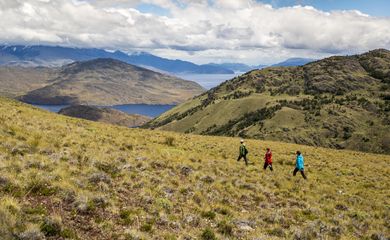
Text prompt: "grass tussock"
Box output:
[[0, 96, 389, 239]]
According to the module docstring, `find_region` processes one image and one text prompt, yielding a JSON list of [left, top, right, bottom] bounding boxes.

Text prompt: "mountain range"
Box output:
[[0, 58, 205, 105], [0, 45, 314, 75], [0, 45, 234, 74], [145, 49, 390, 154]]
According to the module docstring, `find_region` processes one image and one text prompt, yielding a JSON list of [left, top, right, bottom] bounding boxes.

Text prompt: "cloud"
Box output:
[[0, 0, 389, 64]]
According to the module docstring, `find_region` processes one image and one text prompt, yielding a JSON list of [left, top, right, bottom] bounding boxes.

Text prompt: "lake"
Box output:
[[33, 104, 176, 118], [175, 73, 243, 89], [32, 74, 242, 117]]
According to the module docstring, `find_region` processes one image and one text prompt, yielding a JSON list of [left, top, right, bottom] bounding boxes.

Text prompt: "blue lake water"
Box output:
[[175, 73, 243, 89], [33, 104, 175, 118], [32, 104, 69, 113]]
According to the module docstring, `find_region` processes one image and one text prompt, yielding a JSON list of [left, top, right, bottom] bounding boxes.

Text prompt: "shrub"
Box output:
[[140, 223, 153, 232], [201, 211, 216, 220], [119, 209, 135, 225], [201, 228, 217, 240], [215, 207, 230, 216], [0, 200, 19, 238], [88, 172, 112, 185], [60, 228, 77, 238], [156, 198, 173, 213], [18, 225, 45, 240], [73, 196, 96, 214], [217, 220, 233, 236], [95, 161, 121, 177], [343, 127, 353, 140], [165, 137, 175, 146], [268, 227, 285, 237], [23, 205, 47, 215], [40, 216, 62, 237], [26, 174, 58, 196]]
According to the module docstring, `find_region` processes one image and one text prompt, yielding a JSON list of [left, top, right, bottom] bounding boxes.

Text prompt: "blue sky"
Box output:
[[136, 0, 390, 17], [136, 3, 171, 16], [259, 0, 390, 17]]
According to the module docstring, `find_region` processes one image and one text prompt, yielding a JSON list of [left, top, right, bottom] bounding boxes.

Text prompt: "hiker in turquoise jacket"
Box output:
[[293, 151, 307, 179], [237, 139, 249, 166]]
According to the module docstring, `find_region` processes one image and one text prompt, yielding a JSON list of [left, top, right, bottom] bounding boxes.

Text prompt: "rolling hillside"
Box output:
[[145, 49, 390, 154], [0, 96, 389, 239], [0, 58, 205, 105], [0, 66, 57, 98]]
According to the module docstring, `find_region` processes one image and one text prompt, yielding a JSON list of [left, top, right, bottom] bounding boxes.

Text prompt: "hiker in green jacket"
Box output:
[[237, 139, 249, 166]]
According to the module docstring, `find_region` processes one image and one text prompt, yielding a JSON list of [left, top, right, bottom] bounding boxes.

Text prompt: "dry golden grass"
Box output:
[[0, 96, 389, 239]]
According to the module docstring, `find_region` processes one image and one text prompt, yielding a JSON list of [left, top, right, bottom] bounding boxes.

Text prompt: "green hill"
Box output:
[[145, 49, 390, 154], [0, 96, 389, 239]]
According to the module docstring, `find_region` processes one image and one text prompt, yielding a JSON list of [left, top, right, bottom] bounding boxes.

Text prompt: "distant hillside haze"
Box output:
[[206, 63, 267, 73], [0, 58, 205, 105], [0, 45, 233, 74], [146, 49, 390, 154], [271, 58, 316, 67]]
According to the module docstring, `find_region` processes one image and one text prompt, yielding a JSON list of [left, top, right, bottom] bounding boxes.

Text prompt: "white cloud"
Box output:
[[0, 0, 389, 64]]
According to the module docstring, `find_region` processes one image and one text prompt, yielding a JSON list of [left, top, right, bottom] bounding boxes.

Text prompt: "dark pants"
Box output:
[[237, 155, 248, 165], [293, 168, 307, 179], [263, 162, 273, 171]]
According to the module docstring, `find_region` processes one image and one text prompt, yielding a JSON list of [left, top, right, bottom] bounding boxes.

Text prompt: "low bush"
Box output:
[[201, 228, 217, 240]]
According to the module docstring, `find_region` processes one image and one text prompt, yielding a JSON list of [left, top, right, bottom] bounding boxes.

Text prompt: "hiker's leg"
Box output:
[[269, 164, 273, 171], [293, 168, 299, 176], [300, 170, 307, 179], [263, 162, 268, 170], [237, 155, 242, 161], [244, 155, 248, 165]]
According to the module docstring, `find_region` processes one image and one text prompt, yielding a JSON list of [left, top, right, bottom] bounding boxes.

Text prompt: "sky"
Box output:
[[0, 0, 389, 64]]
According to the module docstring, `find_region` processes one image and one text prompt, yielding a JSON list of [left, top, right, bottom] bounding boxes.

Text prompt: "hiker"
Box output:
[[263, 148, 273, 171], [237, 139, 248, 166], [293, 151, 307, 179]]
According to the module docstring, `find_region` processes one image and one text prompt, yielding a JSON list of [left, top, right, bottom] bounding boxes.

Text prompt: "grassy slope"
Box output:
[[0, 97, 389, 239], [146, 50, 390, 154]]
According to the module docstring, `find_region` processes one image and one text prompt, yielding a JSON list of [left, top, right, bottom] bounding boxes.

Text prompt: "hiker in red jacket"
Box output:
[[263, 148, 273, 171]]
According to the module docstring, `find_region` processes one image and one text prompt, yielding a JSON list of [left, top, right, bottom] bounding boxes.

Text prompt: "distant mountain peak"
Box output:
[[130, 51, 152, 56], [61, 58, 144, 75], [0, 45, 233, 74]]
